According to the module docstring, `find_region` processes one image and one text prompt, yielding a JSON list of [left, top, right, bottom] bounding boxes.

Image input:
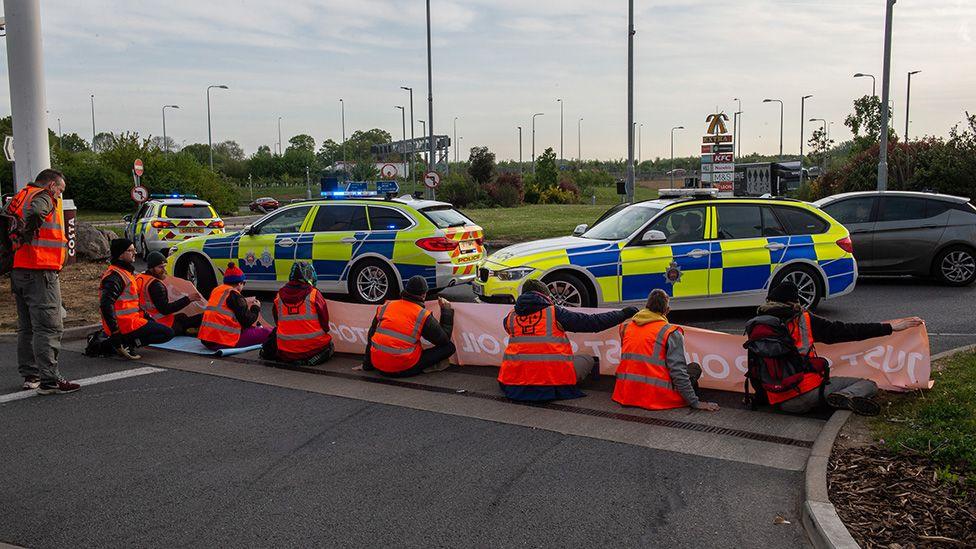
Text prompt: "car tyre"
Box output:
[[177, 254, 217, 298], [771, 264, 824, 310], [350, 259, 398, 304], [543, 271, 594, 308], [933, 246, 976, 287]]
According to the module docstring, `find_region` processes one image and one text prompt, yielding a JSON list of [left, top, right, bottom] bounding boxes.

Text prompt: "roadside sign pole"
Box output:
[[625, 0, 635, 203]]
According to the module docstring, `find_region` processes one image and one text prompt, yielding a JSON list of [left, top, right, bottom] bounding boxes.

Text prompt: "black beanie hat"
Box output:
[[402, 275, 429, 299], [767, 281, 800, 304], [110, 238, 133, 261], [146, 251, 166, 269]]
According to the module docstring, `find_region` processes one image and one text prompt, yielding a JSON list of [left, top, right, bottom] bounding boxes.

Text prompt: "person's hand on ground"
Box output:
[[438, 297, 453, 311], [692, 401, 720, 412], [889, 317, 924, 331]]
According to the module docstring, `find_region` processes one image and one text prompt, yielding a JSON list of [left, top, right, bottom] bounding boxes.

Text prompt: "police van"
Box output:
[[124, 195, 225, 257], [475, 189, 857, 310], [167, 192, 484, 303]]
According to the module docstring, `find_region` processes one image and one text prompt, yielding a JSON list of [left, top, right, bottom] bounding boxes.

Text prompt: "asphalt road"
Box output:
[[0, 347, 808, 548]]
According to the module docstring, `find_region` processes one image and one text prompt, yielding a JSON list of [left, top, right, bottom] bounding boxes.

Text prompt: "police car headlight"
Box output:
[[494, 266, 535, 281]]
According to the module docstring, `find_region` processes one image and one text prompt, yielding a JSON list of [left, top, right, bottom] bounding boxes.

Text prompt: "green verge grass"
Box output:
[[872, 351, 976, 482], [76, 210, 130, 222]]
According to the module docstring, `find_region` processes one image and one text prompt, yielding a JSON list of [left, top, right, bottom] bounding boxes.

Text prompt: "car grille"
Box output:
[[479, 268, 489, 282]]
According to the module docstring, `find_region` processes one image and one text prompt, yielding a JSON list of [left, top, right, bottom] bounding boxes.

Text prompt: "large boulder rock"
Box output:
[[75, 222, 111, 261]]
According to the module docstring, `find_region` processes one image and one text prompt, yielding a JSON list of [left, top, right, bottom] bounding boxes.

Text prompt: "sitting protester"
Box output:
[[613, 289, 719, 411], [198, 262, 272, 350], [262, 262, 334, 366], [100, 239, 175, 358], [364, 275, 455, 378], [745, 281, 923, 416], [136, 251, 202, 336], [498, 279, 638, 402]]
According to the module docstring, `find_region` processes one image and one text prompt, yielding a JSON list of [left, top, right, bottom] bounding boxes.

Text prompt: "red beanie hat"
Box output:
[[223, 262, 245, 284]]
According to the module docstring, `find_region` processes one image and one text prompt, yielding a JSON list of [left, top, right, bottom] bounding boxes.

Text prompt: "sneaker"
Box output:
[[825, 392, 852, 411], [22, 376, 41, 390], [849, 396, 881, 417], [422, 359, 452, 373], [37, 380, 81, 395]]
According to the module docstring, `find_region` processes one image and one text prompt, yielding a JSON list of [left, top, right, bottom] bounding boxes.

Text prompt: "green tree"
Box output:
[[535, 147, 558, 189], [349, 156, 379, 181], [181, 143, 211, 165], [316, 138, 342, 169], [59, 133, 90, 153], [93, 132, 114, 153], [345, 128, 392, 160], [807, 128, 834, 171], [288, 134, 315, 153], [467, 146, 496, 184]]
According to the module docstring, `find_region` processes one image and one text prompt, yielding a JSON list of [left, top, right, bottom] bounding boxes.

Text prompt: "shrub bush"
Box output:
[[540, 186, 577, 204], [557, 176, 581, 200], [437, 173, 483, 208], [572, 169, 614, 196], [484, 172, 524, 207]]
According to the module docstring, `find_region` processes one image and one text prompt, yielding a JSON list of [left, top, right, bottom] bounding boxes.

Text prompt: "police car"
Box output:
[[475, 190, 857, 309], [166, 192, 485, 303], [124, 195, 225, 256]]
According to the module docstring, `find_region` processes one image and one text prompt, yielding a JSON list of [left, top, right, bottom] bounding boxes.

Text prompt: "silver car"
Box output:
[[814, 191, 976, 286]]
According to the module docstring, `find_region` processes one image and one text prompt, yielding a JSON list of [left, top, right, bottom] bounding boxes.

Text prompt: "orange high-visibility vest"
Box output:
[[498, 306, 576, 386], [274, 288, 332, 356], [100, 265, 148, 335], [9, 186, 67, 270], [136, 273, 175, 328], [612, 319, 688, 410], [369, 299, 431, 373], [198, 284, 242, 347], [767, 311, 824, 405]]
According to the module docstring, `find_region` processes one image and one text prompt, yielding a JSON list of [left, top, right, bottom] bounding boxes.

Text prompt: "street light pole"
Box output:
[[396, 106, 406, 174], [425, 0, 435, 192], [800, 95, 812, 188], [557, 98, 563, 164], [732, 97, 741, 157], [453, 116, 458, 163], [90, 94, 96, 149], [206, 84, 229, 170], [339, 98, 346, 168], [517, 126, 523, 176], [531, 112, 544, 173], [162, 104, 179, 153], [638, 123, 643, 165], [670, 125, 684, 190], [626, 0, 635, 203], [577, 118, 583, 164], [763, 98, 784, 160], [853, 72, 876, 96], [400, 87, 414, 185], [878, 0, 896, 192], [905, 70, 920, 140], [57, 117, 62, 150], [277, 117, 283, 155], [419, 120, 426, 167]]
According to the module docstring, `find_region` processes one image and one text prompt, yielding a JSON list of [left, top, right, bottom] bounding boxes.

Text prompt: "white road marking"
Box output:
[[0, 367, 165, 405]]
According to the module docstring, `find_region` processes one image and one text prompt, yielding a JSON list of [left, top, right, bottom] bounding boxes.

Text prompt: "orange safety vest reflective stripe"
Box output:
[[100, 265, 149, 335], [10, 186, 67, 270], [135, 273, 175, 328], [274, 288, 332, 356], [198, 284, 242, 347], [612, 319, 688, 410], [498, 306, 576, 386], [767, 311, 824, 405], [369, 299, 431, 373]]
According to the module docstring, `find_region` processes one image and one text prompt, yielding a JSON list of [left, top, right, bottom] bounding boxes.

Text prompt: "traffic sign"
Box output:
[[3, 136, 13, 162], [376, 180, 400, 194], [133, 159, 144, 177], [423, 171, 440, 189], [380, 163, 398, 178], [131, 185, 149, 203]]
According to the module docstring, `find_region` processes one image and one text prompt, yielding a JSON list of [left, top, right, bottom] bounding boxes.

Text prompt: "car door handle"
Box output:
[[278, 238, 295, 247], [688, 249, 710, 258], [765, 242, 786, 251], [341, 237, 358, 244]]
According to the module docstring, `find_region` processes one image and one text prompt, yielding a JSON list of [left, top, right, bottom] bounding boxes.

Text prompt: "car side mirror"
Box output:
[[572, 223, 588, 236], [122, 214, 133, 222], [641, 230, 667, 243], [242, 224, 255, 235]]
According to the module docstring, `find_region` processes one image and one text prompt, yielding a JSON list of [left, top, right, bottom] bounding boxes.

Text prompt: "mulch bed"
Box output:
[[829, 446, 976, 548], [1, 261, 105, 332]]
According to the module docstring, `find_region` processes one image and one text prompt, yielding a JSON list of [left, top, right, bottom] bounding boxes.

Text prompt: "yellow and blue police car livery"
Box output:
[[125, 195, 225, 256], [167, 195, 483, 304], [476, 195, 856, 309]]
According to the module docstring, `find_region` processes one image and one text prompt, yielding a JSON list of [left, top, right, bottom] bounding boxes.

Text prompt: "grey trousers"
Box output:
[[777, 376, 878, 414], [11, 269, 64, 384]]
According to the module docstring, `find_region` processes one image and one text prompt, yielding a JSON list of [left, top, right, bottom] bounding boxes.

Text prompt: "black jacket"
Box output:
[[99, 260, 139, 334], [757, 302, 892, 344], [145, 277, 191, 316], [225, 289, 261, 329], [363, 295, 454, 368], [509, 291, 637, 334]]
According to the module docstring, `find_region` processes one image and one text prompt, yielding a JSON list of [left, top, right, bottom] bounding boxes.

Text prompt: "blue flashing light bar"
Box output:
[[149, 193, 198, 199], [320, 190, 378, 199]]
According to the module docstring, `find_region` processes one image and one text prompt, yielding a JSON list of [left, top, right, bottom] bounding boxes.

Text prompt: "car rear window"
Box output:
[[715, 205, 763, 240], [164, 205, 214, 219], [772, 206, 829, 234], [421, 206, 474, 229], [311, 205, 369, 232], [879, 196, 931, 222], [368, 207, 413, 231]]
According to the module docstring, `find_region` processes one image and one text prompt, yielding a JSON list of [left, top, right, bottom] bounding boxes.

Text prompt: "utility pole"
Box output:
[[162, 105, 179, 153], [396, 105, 406, 179], [763, 98, 784, 160], [800, 95, 812, 188], [57, 117, 62, 150], [453, 116, 458, 163], [400, 87, 415, 186], [339, 98, 346, 170], [517, 126, 523, 177], [557, 98, 563, 165], [277, 116, 282, 155], [905, 70, 920, 140], [878, 0, 896, 192], [577, 118, 583, 164], [854, 73, 877, 96], [425, 0, 435, 197], [625, 0, 635, 203], [732, 97, 741, 157], [206, 84, 229, 170], [531, 112, 544, 173], [90, 94, 96, 150]]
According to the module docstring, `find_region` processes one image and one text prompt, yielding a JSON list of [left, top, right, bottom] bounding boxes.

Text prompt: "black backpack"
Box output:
[[742, 314, 829, 409], [0, 192, 35, 276]]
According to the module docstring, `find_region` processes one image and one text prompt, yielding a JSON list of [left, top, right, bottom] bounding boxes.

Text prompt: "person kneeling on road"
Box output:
[[100, 239, 175, 359], [613, 289, 719, 411], [748, 281, 923, 416], [497, 279, 638, 402], [363, 275, 455, 378], [136, 252, 202, 336], [199, 263, 272, 350], [261, 262, 334, 366]]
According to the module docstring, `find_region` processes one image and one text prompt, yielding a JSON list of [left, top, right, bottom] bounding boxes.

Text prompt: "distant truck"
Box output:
[[733, 161, 802, 196]]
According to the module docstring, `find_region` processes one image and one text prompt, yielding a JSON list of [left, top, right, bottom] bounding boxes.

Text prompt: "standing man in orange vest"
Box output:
[[198, 262, 272, 350], [100, 239, 175, 358], [263, 262, 334, 366], [136, 251, 202, 336], [364, 275, 455, 377], [498, 279, 637, 401], [613, 289, 719, 411], [7, 169, 78, 394], [752, 281, 923, 415]]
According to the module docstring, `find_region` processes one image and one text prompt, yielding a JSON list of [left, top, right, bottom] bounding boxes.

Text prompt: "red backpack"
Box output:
[[742, 315, 829, 408]]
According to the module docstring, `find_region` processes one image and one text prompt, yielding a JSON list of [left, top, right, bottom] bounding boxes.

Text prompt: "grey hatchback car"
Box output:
[[814, 191, 976, 286]]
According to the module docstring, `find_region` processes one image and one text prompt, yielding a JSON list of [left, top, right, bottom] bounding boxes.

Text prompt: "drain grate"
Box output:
[[219, 354, 813, 449]]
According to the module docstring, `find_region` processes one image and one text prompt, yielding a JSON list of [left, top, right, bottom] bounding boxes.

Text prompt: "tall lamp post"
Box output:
[[162, 104, 179, 153], [206, 84, 229, 170], [763, 98, 784, 160], [577, 117, 583, 164], [400, 87, 415, 184], [418, 120, 426, 167], [877, 0, 896, 192], [453, 116, 458, 163], [396, 106, 406, 175], [531, 112, 544, 173], [57, 117, 62, 150], [732, 97, 741, 157], [625, 0, 635, 203], [905, 70, 920, 140], [517, 126, 523, 176], [90, 94, 96, 149], [556, 98, 563, 164], [339, 98, 346, 168], [638, 123, 643, 165], [853, 72, 876, 96], [670, 126, 684, 189], [800, 94, 812, 187], [425, 0, 434, 193], [277, 116, 283, 155]]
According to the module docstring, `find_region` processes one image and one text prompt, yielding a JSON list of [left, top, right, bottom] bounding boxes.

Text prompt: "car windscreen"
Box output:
[[582, 204, 661, 240], [165, 205, 214, 219], [421, 206, 475, 228]]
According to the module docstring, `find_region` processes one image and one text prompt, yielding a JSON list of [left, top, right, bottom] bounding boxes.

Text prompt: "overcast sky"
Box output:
[[2, 0, 973, 161]]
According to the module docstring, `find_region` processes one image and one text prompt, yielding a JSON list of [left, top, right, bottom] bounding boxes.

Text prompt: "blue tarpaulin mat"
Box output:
[[150, 336, 262, 357]]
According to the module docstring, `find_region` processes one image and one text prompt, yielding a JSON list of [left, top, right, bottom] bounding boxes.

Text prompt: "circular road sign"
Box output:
[[131, 185, 149, 203], [133, 159, 145, 177], [380, 163, 398, 178], [423, 171, 441, 189]]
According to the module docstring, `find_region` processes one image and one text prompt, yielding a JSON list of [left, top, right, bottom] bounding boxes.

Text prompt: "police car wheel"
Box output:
[[773, 265, 823, 309], [178, 255, 217, 298], [350, 260, 396, 304], [543, 272, 593, 308]]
